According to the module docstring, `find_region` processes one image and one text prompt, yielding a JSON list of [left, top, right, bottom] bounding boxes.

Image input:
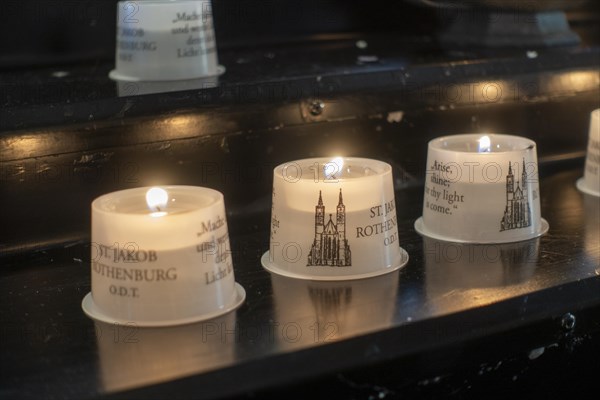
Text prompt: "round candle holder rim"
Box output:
[[109, 65, 226, 83], [82, 283, 246, 327], [260, 249, 409, 281], [119, 0, 212, 7], [274, 157, 392, 181], [414, 217, 549, 244], [429, 133, 537, 154], [91, 185, 223, 217], [576, 178, 600, 197]]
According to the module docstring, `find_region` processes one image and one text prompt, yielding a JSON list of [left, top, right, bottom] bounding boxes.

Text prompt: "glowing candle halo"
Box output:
[[146, 187, 169, 217], [478, 135, 491, 153]]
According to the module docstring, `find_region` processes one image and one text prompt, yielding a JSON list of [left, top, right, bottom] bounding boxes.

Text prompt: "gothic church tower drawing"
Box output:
[[501, 159, 532, 231], [308, 189, 352, 267]]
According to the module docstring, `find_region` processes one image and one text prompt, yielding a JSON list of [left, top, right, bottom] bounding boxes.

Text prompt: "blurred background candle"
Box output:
[[262, 157, 408, 280], [577, 109, 600, 196], [110, 0, 223, 81], [83, 186, 245, 326], [270, 271, 399, 349], [415, 134, 549, 243]]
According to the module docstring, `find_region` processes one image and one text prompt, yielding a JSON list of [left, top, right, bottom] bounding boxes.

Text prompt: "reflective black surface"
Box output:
[[2, 33, 599, 132], [1, 167, 598, 400], [1, 7, 599, 398]]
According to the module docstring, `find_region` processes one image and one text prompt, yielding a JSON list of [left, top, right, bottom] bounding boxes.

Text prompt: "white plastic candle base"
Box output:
[[414, 217, 549, 244], [81, 283, 245, 327], [113, 74, 221, 97], [109, 65, 226, 82], [576, 178, 600, 197], [260, 248, 409, 281]]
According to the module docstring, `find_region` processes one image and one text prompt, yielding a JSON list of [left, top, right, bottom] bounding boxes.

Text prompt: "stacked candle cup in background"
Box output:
[[110, 0, 223, 82], [577, 109, 600, 197], [110, 0, 224, 95]]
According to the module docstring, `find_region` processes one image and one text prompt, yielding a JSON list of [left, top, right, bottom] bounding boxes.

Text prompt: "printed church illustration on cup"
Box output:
[[308, 190, 352, 267], [500, 159, 532, 232]]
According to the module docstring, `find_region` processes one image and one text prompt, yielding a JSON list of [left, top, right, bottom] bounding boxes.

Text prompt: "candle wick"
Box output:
[[156, 206, 161, 212]]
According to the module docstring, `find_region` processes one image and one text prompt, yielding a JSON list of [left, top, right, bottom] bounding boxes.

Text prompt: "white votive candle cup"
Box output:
[[82, 186, 245, 327], [415, 134, 549, 243], [110, 0, 224, 81], [262, 157, 409, 280]]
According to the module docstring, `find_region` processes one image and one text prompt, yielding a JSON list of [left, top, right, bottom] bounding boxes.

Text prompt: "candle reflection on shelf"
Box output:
[[95, 313, 236, 393], [424, 237, 540, 313], [270, 271, 399, 349]]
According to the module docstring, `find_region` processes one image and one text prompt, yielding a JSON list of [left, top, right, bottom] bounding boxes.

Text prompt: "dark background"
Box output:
[[1, 2, 599, 400], [0, 0, 440, 69]]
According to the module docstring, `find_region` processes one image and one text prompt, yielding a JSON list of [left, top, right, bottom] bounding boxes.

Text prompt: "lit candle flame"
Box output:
[[478, 135, 491, 153], [146, 187, 168, 217], [324, 157, 344, 179]]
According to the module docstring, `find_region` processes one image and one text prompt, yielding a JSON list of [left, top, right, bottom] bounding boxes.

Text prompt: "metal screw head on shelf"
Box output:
[[309, 100, 325, 116], [561, 312, 576, 331]]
